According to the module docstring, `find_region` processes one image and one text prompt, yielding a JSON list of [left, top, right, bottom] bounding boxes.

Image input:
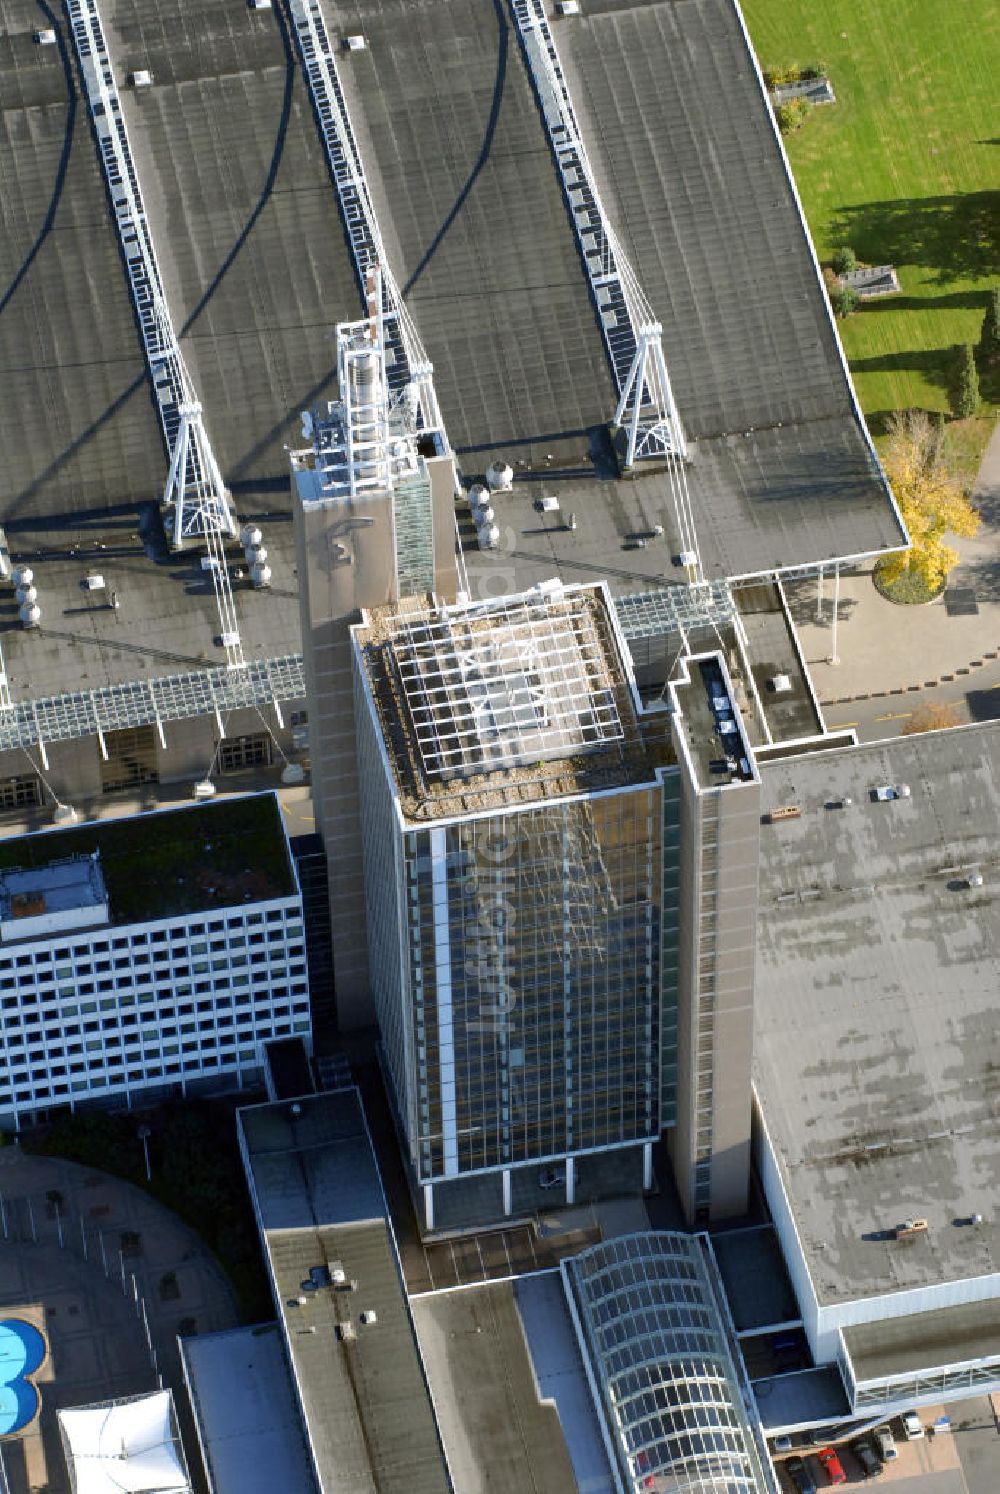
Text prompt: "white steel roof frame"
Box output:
[[391, 593, 626, 782]]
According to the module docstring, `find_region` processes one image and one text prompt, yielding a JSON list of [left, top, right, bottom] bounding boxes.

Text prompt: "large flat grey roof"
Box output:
[[0, 515, 301, 694], [337, 0, 902, 588], [180, 1323, 317, 1494], [240, 1090, 451, 1494], [754, 724, 1000, 1308], [411, 1274, 614, 1494], [0, 0, 359, 522], [2, 0, 904, 711]]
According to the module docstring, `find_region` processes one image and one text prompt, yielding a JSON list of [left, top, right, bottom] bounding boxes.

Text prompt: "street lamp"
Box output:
[[137, 1125, 152, 1183]]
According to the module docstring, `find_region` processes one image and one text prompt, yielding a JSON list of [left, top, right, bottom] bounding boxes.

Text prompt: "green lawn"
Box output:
[[741, 0, 999, 448]]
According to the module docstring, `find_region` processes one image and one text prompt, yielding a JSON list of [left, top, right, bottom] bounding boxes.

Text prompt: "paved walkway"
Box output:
[[787, 420, 1000, 737], [0, 1148, 238, 1494]]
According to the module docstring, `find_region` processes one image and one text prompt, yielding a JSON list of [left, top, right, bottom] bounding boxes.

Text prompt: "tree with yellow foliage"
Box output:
[[876, 411, 979, 599]]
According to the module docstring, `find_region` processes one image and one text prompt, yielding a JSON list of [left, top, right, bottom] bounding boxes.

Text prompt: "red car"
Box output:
[[817, 1447, 847, 1486]]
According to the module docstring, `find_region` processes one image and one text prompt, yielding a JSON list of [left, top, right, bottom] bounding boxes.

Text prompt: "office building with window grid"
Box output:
[[0, 794, 309, 1130]]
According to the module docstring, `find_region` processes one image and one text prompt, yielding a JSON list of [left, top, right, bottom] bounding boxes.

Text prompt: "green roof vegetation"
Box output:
[[743, 0, 999, 480], [0, 794, 294, 925]]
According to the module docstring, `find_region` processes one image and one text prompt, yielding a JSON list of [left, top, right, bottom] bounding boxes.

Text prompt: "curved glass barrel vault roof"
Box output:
[[563, 1233, 772, 1494]]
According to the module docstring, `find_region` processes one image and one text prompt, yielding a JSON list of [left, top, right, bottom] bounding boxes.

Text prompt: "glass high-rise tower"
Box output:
[[352, 581, 687, 1228]]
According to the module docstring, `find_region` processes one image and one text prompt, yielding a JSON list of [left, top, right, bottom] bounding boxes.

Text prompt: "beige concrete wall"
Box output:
[[667, 755, 761, 1224], [708, 782, 760, 1218], [294, 483, 399, 1029], [427, 454, 459, 602]]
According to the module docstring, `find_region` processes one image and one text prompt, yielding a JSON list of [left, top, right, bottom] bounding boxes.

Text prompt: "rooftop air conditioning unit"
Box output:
[[769, 674, 792, 693], [130, 70, 153, 88], [894, 1218, 928, 1239], [344, 34, 366, 50], [677, 550, 697, 568], [537, 495, 560, 513], [249, 0, 273, 9], [557, 1, 581, 13], [84, 574, 106, 591], [35, 28, 57, 45]]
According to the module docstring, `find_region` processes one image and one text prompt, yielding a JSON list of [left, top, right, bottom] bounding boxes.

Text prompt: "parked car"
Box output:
[[786, 1456, 818, 1494], [874, 1426, 897, 1462], [817, 1446, 847, 1485], [850, 1438, 882, 1479], [902, 1411, 924, 1440], [773, 1435, 793, 1452]]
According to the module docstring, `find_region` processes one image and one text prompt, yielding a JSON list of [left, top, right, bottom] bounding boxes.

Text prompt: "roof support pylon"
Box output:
[[615, 323, 689, 470]]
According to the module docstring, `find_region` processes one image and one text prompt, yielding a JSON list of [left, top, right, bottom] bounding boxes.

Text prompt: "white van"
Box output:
[[875, 1426, 897, 1462]]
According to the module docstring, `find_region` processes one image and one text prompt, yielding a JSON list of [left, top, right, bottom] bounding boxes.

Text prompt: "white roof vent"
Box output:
[[537, 495, 561, 513], [967, 872, 984, 889], [477, 524, 500, 550], [677, 550, 697, 568], [897, 783, 911, 798], [249, 0, 273, 9], [557, 0, 581, 13], [486, 461, 513, 492], [130, 69, 153, 88], [769, 674, 792, 693], [84, 574, 106, 591], [35, 28, 57, 45], [344, 34, 366, 51], [360, 1309, 378, 1326]]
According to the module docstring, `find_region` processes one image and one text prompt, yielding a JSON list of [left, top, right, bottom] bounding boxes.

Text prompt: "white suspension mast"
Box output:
[[509, 0, 704, 580], [286, 0, 446, 447], [64, 0, 245, 666]]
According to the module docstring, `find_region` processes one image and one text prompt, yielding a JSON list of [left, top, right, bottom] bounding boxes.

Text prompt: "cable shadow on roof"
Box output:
[[401, 0, 508, 300], [175, 0, 296, 342], [0, 2, 76, 322]]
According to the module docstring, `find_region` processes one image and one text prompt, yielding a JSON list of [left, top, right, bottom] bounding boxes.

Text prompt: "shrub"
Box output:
[[831, 246, 857, 277], [949, 343, 980, 419], [901, 702, 962, 735], [776, 98, 810, 134], [800, 61, 827, 80], [978, 286, 1000, 368], [830, 285, 859, 318], [764, 64, 799, 88]]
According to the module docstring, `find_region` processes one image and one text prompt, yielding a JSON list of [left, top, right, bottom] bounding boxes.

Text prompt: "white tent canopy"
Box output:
[[58, 1391, 191, 1494]]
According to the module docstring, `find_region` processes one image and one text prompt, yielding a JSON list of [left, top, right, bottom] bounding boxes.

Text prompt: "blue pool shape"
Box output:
[[0, 1320, 46, 1436]]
